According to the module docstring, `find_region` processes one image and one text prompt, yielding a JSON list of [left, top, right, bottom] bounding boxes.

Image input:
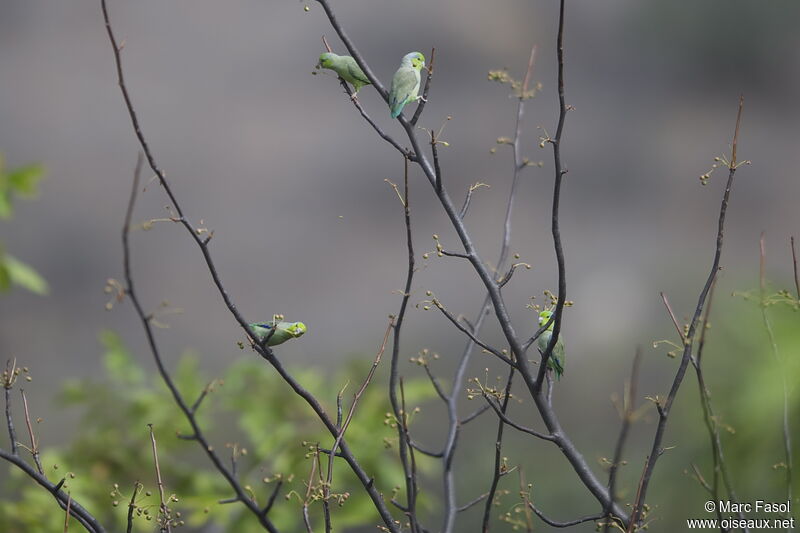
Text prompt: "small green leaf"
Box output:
[[0, 260, 10, 291], [7, 164, 44, 198], [4, 254, 48, 295], [0, 190, 12, 219]]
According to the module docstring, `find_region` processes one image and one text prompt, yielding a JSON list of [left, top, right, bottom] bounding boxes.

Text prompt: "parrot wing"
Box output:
[[390, 67, 420, 118], [345, 59, 370, 86]]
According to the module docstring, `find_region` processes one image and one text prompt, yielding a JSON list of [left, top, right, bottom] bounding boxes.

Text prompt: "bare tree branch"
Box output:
[[759, 233, 793, 506], [528, 501, 603, 528], [323, 320, 391, 532], [3, 359, 18, 455], [627, 95, 745, 532], [791, 236, 799, 300], [20, 389, 42, 474], [410, 48, 436, 127], [148, 425, 171, 533], [692, 279, 749, 530], [0, 448, 105, 532], [603, 349, 642, 533], [387, 157, 422, 532], [101, 1, 401, 528], [482, 367, 516, 533], [126, 482, 142, 533]]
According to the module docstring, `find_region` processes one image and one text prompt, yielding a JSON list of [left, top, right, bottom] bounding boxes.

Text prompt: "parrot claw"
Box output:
[[416, 95, 427, 103]]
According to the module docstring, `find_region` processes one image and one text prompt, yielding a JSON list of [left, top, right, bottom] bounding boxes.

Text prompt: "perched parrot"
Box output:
[[389, 51, 426, 118], [318, 53, 371, 96], [537, 310, 565, 380], [249, 320, 307, 347]]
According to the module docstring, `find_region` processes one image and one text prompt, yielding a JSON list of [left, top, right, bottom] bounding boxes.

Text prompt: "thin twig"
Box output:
[[408, 439, 443, 458], [692, 279, 748, 529], [20, 389, 42, 474], [659, 292, 686, 342], [323, 320, 392, 532], [791, 236, 799, 300], [63, 492, 73, 533], [759, 233, 793, 506], [126, 482, 142, 533], [0, 448, 104, 532], [102, 1, 398, 526], [460, 404, 490, 425], [482, 367, 516, 533], [410, 48, 436, 127], [388, 156, 421, 533], [262, 480, 284, 516], [118, 150, 279, 531], [400, 379, 421, 533], [482, 394, 554, 442], [3, 359, 18, 455], [148, 425, 171, 533], [316, 0, 627, 522], [458, 492, 489, 513], [528, 502, 603, 529], [627, 95, 745, 532], [603, 349, 642, 533], [534, 0, 568, 395], [429, 300, 512, 365]]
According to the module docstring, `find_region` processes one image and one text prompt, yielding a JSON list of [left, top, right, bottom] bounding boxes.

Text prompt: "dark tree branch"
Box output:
[[262, 480, 283, 517], [20, 389, 42, 474], [459, 404, 490, 425], [148, 425, 171, 533], [316, 0, 627, 523], [528, 502, 603, 529], [118, 153, 279, 531], [400, 378, 422, 533], [627, 96, 745, 532], [692, 279, 748, 529], [408, 439, 443, 458], [3, 359, 18, 455], [388, 156, 422, 532], [458, 182, 488, 220], [323, 320, 391, 533], [410, 48, 436, 127], [126, 482, 142, 533], [533, 0, 568, 396], [0, 448, 105, 533], [759, 234, 793, 506], [428, 300, 512, 366], [421, 363, 449, 404], [482, 367, 516, 533], [101, 1, 400, 528], [457, 492, 489, 513], [791, 236, 799, 300], [603, 349, 641, 533], [482, 393, 554, 442]]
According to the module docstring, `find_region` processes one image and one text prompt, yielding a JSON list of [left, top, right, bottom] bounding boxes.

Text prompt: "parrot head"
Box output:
[[287, 322, 307, 338], [401, 52, 425, 71], [538, 310, 555, 330], [318, 53, 337, 68]]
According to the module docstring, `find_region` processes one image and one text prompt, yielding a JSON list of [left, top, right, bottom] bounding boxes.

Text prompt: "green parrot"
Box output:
[[537, 310, 565, 380], [250, 320, 307, 347], [318, 53, 371, 96], [389, 52, 425, 118]]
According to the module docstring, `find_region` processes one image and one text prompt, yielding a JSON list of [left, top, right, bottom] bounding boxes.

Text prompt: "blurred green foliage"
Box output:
[[0, 154, 47, 295], [0, 331, 436, 532]]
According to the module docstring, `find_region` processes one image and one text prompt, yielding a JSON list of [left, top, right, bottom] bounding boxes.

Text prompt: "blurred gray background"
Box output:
[[2, 0, 800, 530]]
